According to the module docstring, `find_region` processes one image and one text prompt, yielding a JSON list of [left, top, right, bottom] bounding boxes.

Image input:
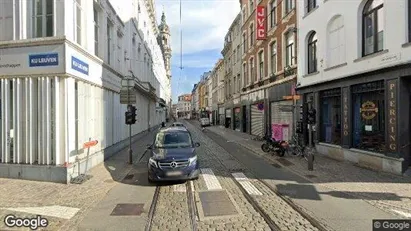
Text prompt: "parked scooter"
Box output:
[[260, 134, 288, 157]]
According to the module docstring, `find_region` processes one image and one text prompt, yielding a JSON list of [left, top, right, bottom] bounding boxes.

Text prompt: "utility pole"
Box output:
[[307, 96, 315, 171], [127, 83, 132, 164]]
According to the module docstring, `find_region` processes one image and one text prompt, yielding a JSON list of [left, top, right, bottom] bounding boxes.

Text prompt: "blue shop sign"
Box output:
[[29, 53, 59, 67], [71, 56, 89, 75]]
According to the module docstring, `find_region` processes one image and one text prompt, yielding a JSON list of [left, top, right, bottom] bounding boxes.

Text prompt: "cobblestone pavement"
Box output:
[[150, 184, 191, 231], [185, 121, 320, 231], [0, 128, 157, 231], [206, 125, 411, 219]]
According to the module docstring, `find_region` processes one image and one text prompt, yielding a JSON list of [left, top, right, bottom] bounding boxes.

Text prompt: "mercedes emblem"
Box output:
[[170, 162, 177, 168]]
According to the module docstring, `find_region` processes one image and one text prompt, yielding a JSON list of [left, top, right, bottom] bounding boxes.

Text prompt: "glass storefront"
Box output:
[[234, 107, 240, 131], [352, 80, 385, 153], [320, 89, 341, 145]]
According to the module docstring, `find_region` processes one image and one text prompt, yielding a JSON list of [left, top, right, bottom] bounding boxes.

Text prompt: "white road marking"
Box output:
[[200, 168, 222, 190], [392, 209, 411, 218], [173, 183, 187, 192], [232, 172, 263, 196], [0, 205, 80, 219]]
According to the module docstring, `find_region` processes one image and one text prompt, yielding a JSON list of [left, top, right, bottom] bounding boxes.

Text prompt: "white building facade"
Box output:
[[176, 94, 191, 119], [0, 0, 171, 183], [296, 0, 411, 175]]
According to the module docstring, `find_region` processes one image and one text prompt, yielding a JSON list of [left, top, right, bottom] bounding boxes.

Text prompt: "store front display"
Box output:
[[233, 107, 241, 131], [225, 109, 232, 128], [270, 101, 293, 141], [251, 103, 264, 137], [352, 81, 385, 153], [320, 88, 341, 145]]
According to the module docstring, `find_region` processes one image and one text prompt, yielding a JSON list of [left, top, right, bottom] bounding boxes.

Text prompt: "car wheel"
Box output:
[[148, 176, 154, 183]]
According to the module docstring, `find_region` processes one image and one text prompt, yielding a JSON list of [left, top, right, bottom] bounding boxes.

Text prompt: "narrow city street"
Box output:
[[1, 120, 406, 231]]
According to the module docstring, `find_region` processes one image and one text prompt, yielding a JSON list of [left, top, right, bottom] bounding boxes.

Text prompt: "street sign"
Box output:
[[84, 140, 98, 149], [120, 87, 136, 104]]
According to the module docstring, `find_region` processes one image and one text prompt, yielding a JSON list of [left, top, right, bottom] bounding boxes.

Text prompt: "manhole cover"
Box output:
[[199, 191, 238, 217], [305, 174, 317, 179], [277, 158, 294, 166], [271, 163, 282, 168], [110, 203, 144, 216]]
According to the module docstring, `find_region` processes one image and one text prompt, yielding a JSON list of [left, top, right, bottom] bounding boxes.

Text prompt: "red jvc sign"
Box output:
[[256, 6, 266, 40]]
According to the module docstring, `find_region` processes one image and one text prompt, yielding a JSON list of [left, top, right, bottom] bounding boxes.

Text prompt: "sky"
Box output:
[[154, 0, 240, 103]]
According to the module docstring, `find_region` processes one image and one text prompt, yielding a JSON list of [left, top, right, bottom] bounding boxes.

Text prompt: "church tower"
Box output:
[[158, 11, 172, 79]]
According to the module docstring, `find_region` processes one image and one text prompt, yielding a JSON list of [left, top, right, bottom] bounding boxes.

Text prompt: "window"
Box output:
[[285, 0, 294, 14], [285, 32, 294, 67], [233, 76, 236, 93], [249, 58, 255, 82], [155, 132, 193, 148], [243, 33, 247, 52], [249, 0, 254, 15], [75, 0, 83, 45], [306, 0, 316, 13], [237, 46, 241, 61], [233, 49, 236, 63], [0, 1, 13, 40], [307, 32, 317, 74], [250, 24, 254, 47], [320, 89, 341, 145], [362, 0, 384, 56], [32, 0, 54, 38], [258, 50, 264, 80], [107, 22, 112, 65], [327, 16, 345, 67], [270, 1, 276, 28], [270, 42, 277, 74], [93, 7, 99, 56], [352, 80, 385, 153], [243, 63, 248, 87], [237, 74, 241, 93]]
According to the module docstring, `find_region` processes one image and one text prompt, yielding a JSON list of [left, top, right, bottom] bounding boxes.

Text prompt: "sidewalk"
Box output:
[[0, 126, 160, 231], [206, 125, 411, 219]]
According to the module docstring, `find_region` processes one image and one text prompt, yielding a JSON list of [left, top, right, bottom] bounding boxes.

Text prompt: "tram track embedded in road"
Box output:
[[190, 120, 330, 231], [231, 175, 282, 231], [144, 181, 198, 231], [186, 180, 198, 231], [144, 186, 160, 231]]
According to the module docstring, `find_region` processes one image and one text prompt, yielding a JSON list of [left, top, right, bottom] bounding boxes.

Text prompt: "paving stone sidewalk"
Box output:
[[0, 127, 159, 231], [206, 125, 411, 218]]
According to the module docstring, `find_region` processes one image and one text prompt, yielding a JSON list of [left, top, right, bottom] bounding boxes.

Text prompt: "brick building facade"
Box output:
[[237, 0, 299, 140]]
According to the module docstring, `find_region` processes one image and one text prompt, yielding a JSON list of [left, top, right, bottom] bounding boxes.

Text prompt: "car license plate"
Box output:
[[166, 171, 182, 176]]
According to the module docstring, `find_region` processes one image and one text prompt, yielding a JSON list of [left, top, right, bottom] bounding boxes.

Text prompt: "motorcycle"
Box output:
[[260, 135, 288, 157]]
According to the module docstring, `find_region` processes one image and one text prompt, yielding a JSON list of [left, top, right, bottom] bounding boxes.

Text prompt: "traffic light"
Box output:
[[125, 105, 137, 125], [307, 108, 316, 125]]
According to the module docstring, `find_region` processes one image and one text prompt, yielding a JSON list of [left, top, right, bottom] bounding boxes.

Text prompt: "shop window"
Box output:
[[320, 89, 341, 145], [352, 80, 385, 152]]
